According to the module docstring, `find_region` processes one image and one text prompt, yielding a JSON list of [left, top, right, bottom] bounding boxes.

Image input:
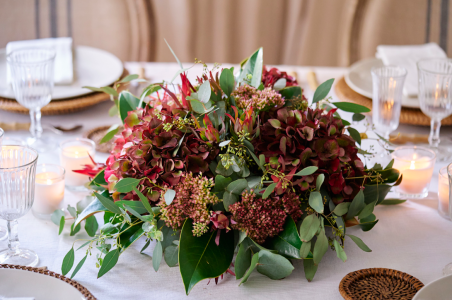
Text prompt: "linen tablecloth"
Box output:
[[1, 63, 451, 299]]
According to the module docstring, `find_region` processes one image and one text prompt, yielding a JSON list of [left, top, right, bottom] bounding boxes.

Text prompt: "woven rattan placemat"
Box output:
[[339, 268, 424, 300], [84, 125, 122, 153], [0, 264, 96, 300], [335, 77, 452, 126], [0, 69, 128, 115]]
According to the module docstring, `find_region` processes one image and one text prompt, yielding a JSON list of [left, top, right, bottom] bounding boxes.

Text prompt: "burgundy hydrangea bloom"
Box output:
[[262, 66, 298, 88], [253, 107, 367, 204], [229, 190, 302, 244], [104, 106, 219, 203]]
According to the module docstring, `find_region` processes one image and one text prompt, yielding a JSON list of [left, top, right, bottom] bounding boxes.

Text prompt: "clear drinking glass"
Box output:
[[418, 59, 452, 161], [7, 48, 56, 153], [371, 66, 407, 140], [0, 128, 5, 241], [444, 163, 452, 275], [0, 145, 39, 267]]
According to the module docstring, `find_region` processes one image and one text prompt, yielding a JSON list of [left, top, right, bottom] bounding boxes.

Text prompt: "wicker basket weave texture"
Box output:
[[339, 268, 424, 300]]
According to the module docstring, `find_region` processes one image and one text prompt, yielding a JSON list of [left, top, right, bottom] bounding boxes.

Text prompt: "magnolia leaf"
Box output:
[[239, 252, 259, 285], [115, 178, 140, 193], [342, 119, 351, 126], [61, 247, 75, 276], [71, 255, 87, 279], [262, 183, 277, 199], [312, 78, 334, 104], [347, 127, 361, 145], [295, 166, 318, 176], [309, 191, 324, 213], [313, 229, 328, 265], [316, 174, 324, 191], [93, 192, 121, 215], [299, 241, 311, 259], [153, 241, 163, 272], [198, 81, 211, 104], [164, 189, 176, 205], [347, 234, 372, 252], [299, 214, 320, 242], [100, 124, 119, 144], [332, 102, 370, 113], [303, 259, 318, 282], [346, 190, 365, 219], [380, 198, 407, 205], [267, 216, 307, 259], [273, 78, 286, 91], [98, 249, 119, 278], [220, 68, 234, 97], [333, 202, 350, 216], [257, 250, 294, 280], [333, 240, 347, 262]]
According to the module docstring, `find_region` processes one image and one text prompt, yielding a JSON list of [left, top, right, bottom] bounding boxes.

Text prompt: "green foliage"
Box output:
[[380, 198, 406, 205], [71, 255, 87, 278], [333, 240, 347, 262], [303, 259, 318, 282], [332, 102, 370, 113], [294, 166, 318, 176], [256, 250, 294, 280], [118, 91, 140, 123], [347, 127, 361, 145], [262, 183, 277, 199], [153, 241, 163, 272], [238, 48, 263, 88], [312, 78, 334, 104], [347, 234, 372, 252], [114, 178, 140, 193], [313, 229, 328, 265], [220, 68, 235, 97], [266, 217, 310, 259], [61, 247, 75, 276], [98, 249, 120, 278], [346, 190, 365, 220], [299, 214, 320, 242], [309, 191, 324, 213], [239, 253, 259, 285]]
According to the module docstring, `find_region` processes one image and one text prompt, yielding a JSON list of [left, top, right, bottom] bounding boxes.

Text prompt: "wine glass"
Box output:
[[0, 128, 5, 241], [7, 48, 56, 153], [0, 145, 39, 267], [418, 59, 452, 161], [371, 66, 407, 162]]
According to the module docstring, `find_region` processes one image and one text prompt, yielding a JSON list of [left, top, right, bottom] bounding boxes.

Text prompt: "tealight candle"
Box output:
[[59, 138, 95, 190], [438, 166, 450, 220], [392, 146, 436, 199], [32, 164, 65, 219]]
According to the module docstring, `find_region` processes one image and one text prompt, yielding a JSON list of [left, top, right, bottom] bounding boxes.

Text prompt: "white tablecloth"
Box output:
[[1, 63, 452, 299]]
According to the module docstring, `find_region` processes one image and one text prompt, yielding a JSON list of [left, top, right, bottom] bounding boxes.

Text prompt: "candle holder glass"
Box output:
[[59, 138, 95, 191], [438, 166, 450, 220], [32, 164, 65, 219], [443, 163, 452, 275], [0, 127, 3, 145], [0, 145, 39, 267], [0, 128, 5, 241], [371, 66, 407, 141], [392, 146, 436, 199], [418, 59, 452, 161]]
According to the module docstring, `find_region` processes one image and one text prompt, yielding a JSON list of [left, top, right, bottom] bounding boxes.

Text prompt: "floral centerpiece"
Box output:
[[56, 46, 401, 295]]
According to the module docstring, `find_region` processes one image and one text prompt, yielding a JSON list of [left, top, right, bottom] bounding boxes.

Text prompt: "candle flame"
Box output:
[[410, 160, 415, 170]]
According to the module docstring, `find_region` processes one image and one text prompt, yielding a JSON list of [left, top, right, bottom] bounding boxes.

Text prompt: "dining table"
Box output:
[[1, 62, 452, 299]]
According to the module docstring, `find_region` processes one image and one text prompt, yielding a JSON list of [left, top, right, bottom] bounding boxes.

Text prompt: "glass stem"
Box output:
[[29, 108, 43, 139], [7, 220, 19, 254], [429, 118, 441, 148]]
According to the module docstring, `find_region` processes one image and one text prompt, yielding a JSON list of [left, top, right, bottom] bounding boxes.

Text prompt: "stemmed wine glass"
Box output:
[[0, 145, 39, 267], [7, 48, 56, 153], [418, 59, 452, 161], [371, 66, 407, 162], [0, 128, 5, 241]]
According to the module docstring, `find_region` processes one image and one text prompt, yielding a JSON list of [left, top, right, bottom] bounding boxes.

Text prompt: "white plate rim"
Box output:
[[413, 274, 452, 299]]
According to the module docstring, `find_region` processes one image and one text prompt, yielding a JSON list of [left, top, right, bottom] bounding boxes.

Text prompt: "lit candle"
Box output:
[[59, 138, 95, 189], [438, 166, 450, 219], [392, 146, 436, 199], [32, 164, 65, 219]]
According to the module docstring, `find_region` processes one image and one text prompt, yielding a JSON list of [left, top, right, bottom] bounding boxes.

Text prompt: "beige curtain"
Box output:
[[151, 0, 351, 65]]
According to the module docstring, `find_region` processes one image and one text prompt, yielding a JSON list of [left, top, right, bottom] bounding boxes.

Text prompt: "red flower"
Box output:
[[262, 66, 298, 88]]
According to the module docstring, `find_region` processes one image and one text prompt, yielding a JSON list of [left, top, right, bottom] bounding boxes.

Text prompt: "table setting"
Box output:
[[1, 38, 452, 300]]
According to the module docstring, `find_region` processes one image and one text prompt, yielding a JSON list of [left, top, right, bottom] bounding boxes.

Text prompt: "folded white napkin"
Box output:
[[376, 43, 447, 97], [6, 37, 74, 85]]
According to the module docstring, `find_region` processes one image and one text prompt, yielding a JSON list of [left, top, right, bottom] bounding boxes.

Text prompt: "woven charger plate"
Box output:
[[0, 264, 96, 300], [339, 268, 424, 300], [85, 125, 123, 153], [335, 77, 452, 126], [0, 69, 128, 115]]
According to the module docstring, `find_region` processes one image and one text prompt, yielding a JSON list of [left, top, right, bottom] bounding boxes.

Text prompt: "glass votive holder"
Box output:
[[392, 146, 436, 199], [438, 166, 450, 220], [1, 137, 25, 146], [32, 164, 65, 219], [0, 127, 3, 145], [59, 138, 95, 191]]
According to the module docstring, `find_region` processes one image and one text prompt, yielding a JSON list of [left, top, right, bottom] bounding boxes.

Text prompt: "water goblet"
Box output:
[[418, 59, 452, 161], [0, 145, 39, 267], [7, 48, 56, 153]]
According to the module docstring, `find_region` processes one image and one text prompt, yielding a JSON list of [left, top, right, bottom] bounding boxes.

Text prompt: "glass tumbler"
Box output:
[[438, 166, 450, 220], [444, 163, 452, 275], [0, 146, 39, 267], [7, 48, 56, 153], [418, 59, 452, 160], [371, 66, 407, 140], [0, 128, 5, 241]]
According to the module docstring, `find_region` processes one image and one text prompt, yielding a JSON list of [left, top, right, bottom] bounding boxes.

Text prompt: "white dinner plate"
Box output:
[[344, 57, 420, 108], [413, 274, 452, 299], [0, 46, 123, 100], [0, 268, 85, 299]]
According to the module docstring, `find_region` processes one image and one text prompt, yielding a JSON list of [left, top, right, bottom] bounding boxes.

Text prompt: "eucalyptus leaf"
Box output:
[[85, 215, 99, 237], [309, 191, 324, 213], [223, 192, 239, 211], [153, 241, 163, 272], [333, 240, 347, 262], [358, 201, 376, 220], [118, 74, 139, 83], [98, 249, 119, 278], [93, 192, 121, 215], [256, 250, 294, 280], [316, 174, 324, 191], [67, 205, 77, 218], [333, 202, 350, 216], [299, 214, 320, 242], [347, 127, 361, 145], [313, 229, 328, 265], [118, 91, 140, 123], [141, 239, 151, 254], [262, 183, 277, 199], [312, 78, 334, 104], [198, 81, 211, 104], [303, 259, 318, 282], [235, 242, 252, 280], [115, 178, 140, 193], [100, 125, 120, 144], [346, 189, 365, 220], [347, 234, 372, 252], [352, 113, 366, 122], [294, 166, 318, 176], [273, 78, 286, 91], [51, 209, 64, 226], [380, 198, 407, 205], [299, 241, 311, 259], [332, 102, 370, 113], [61, 247, 75, 276], [220, 68, 235, 97], [164, 189, 176, 205], [133, 187, 154, 215], [239, 252, 259, 285], [71, 255, 87, 279], [70, 221, 81, 236]]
